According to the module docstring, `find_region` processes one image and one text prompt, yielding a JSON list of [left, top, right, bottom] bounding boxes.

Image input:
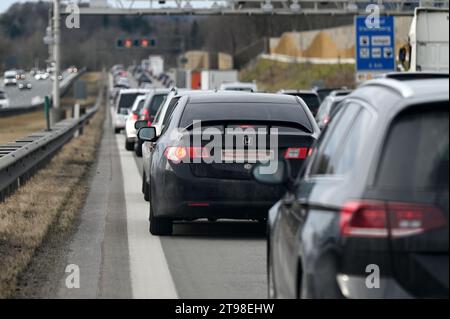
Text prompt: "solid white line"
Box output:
[[116, 134, 178, 299]]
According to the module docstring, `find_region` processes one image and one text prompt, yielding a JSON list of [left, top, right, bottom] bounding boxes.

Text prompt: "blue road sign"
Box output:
[[356, 15, 395, 72]]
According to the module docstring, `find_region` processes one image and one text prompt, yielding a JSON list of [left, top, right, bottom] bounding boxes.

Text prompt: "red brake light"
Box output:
[[388, 202, 447, 237], [164, 147, 210, 163], [323, 115, 330, 125], [284, 148, 308, 159], [340, 201, 388, 238], [142, 108, 150, 119], [340, 201, 447, 238], [131, 113, 139, 121]]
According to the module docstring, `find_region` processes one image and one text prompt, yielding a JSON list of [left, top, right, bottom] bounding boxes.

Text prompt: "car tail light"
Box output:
[[142, 108, 150, 121], [387, 202, 447, 237], [323, 115, 330, 126], [131, 113, 139, 121], [284, 148, 309, 159], [340, 201, 447, 238], [164, 146, 210, 163]]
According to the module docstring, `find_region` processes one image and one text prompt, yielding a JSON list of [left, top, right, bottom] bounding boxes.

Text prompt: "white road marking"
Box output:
[[116, 134, 178, 299]]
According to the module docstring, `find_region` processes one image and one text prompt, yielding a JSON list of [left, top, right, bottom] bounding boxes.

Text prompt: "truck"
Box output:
[[399, 7, 449, 73], [200, 70, 239, 90], [148, 55, 164, 77]]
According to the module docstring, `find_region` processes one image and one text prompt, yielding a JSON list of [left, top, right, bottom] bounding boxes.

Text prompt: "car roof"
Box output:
[[358, 78, 449, 103], [347, 78, 449, 118], [173, 89, 216, 98], [279, 89, 318, 95], [151, 88, 171, 94], [329, 89, 352, 96], [118, 88, 149, 94], [187, 92, 299, 104], [221, 82, 256, 87]]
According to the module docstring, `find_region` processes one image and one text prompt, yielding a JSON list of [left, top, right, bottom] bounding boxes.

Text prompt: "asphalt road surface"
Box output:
[[1, 70, 76, 108], [51, 107, 267, 299]]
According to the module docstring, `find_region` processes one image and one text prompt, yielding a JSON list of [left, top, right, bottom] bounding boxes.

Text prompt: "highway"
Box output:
[[50, 106, 267, 299], [1, 70, 77, 109]]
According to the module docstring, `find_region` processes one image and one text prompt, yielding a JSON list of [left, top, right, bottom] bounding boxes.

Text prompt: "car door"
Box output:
[[273, 102, 363, 298]]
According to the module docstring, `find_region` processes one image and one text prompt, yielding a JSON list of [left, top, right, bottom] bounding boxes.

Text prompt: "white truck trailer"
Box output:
[[399, 7, 449, 72], [200, 70, 239, 90], [149, 55, 164, 77]]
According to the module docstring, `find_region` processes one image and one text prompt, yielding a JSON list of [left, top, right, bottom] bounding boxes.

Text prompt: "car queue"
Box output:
[[110, 65, 449, 299]]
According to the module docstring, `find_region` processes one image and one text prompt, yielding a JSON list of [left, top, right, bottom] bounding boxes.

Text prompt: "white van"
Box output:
[[399, 7, 449, 72], [3, 70, 18, 86]]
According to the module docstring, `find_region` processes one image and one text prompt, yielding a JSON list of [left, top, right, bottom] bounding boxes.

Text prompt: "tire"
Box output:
[[267, 256, 276, 299], [125, 139, 134, 151], [149, 186, 172, 236], [135, 141, 143, 157], [143, 173, 150, 202]]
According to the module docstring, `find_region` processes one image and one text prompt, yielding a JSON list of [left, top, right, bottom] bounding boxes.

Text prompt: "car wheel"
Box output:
[[142, 171, 146, 194], [267, 256, 276, 299], [299, 270, 311, 299], [149, 188, 172, 236], [134, 142, 143, 157], [125, 139, 134, 151], [143, 173, 150, 202]]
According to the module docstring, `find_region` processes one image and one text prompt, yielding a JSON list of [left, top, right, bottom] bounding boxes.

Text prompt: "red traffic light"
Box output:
[[124, 39, 133, 48], [141, 39, 150, 48]]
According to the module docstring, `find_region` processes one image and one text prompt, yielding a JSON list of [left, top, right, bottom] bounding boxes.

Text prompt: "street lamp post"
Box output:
[[51, 0, 64, 125]]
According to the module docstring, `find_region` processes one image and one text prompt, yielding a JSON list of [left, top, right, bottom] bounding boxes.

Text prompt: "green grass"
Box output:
[[240, 58, 356, 92]]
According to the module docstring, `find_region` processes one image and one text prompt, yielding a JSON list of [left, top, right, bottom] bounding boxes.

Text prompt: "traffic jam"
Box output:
[[0, 1, 448, 307], [110, 60, 448, 299]]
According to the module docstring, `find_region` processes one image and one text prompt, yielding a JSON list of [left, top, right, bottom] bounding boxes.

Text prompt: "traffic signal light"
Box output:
[[116, 38, 156, 49]]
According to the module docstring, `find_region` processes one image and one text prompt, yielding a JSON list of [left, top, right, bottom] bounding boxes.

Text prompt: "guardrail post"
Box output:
[[45, 96, 51, 131], [74, 103, 81, 137]]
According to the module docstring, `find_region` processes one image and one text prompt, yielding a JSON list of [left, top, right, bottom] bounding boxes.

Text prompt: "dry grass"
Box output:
[[240, 58, 356, 92], [0, 72, 102, 145], [0, 76, 105, 299], [0, 111, 46, 145]]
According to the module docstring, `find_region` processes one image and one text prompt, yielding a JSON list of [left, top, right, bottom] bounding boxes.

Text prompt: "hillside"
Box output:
[[240, 58, 355, 92]]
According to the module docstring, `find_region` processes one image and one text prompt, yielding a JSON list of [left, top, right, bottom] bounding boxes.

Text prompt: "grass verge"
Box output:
[[240, 58, 356, 92], [0, 83, 105, 299], [0, 72, 102, 145]]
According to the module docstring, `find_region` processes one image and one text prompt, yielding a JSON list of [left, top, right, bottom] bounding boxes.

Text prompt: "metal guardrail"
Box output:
[[0, 84, 104, 202], [0, 67, 87, 118]]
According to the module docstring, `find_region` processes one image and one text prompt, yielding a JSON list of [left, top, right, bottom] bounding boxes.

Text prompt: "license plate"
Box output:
[[221, 150, 274, 162]]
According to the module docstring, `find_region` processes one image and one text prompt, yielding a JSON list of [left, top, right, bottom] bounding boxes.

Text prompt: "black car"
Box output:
[[278, 90, 322, 117], [138, 92, 320, 235], [254, 77, 449, 299]]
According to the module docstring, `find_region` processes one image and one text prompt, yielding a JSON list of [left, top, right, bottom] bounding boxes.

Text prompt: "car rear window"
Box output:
[[118, 93, 143, 109], [376, 103, 449, 190], [180, 102, 312, 132], [145, 94, 167, 115], [298, 94, 321, 110]]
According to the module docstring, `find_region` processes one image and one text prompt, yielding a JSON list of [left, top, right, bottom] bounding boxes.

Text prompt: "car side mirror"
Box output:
[[135, 120, 148, 130], [252, 160, 290, 186], [138, 126, 157, 142], [119, 108, 129, 115], [399, 47, 407, 63]]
